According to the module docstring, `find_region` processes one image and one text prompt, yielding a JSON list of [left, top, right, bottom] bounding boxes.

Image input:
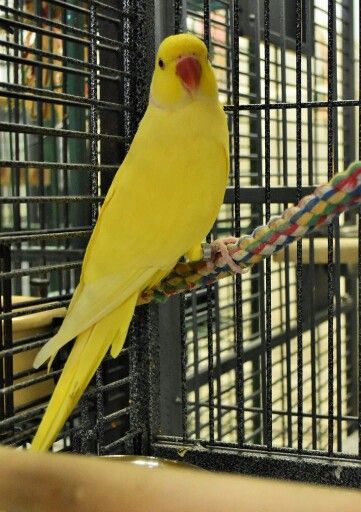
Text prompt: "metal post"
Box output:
[[342, 0, 359, 438], [127, 0, 158, 454], [148, 1, 185, 441]]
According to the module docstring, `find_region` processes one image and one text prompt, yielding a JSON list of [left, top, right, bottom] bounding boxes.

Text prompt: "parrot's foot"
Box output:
[[211, 237, 244, 274]]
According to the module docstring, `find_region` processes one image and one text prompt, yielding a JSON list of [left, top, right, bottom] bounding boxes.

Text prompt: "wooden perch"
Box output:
[[0, 446, 360, 512]]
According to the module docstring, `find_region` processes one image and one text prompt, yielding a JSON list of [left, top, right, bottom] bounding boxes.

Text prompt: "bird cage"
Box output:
[[151, 0, 361, 486], [0, 0, 153, 454], [1, 0, 361, 487]]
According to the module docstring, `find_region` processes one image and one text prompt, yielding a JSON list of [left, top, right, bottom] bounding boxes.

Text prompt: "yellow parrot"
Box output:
[[31, 33, 237, 451]]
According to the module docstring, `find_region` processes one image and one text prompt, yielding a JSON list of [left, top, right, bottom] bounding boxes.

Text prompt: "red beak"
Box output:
[[176, 56, 201, 91]]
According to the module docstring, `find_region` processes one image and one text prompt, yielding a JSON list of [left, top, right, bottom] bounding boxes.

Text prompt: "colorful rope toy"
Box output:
[[138, 161, 361, 305]]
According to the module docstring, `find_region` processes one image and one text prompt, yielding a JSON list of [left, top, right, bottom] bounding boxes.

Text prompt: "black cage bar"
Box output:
[[1, 0, 361, 488]]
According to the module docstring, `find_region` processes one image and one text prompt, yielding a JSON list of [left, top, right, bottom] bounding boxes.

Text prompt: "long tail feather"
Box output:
[[110, 293, 138, 358], [31, 293, 137, 452], [33, 284, 83, 370]]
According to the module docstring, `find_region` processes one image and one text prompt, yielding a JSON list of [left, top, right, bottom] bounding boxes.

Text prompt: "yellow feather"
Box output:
[[31, 33, 229, 451], [31, 294, 137, 451]]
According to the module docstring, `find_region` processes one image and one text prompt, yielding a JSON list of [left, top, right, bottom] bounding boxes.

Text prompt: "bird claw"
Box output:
[[211, 237, 245, 274]]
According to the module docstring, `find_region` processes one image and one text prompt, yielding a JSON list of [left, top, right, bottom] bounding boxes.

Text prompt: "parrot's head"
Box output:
[[150, 33, 218, 108]]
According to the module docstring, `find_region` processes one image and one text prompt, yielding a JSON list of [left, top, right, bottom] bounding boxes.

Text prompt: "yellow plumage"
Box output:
[[31, 33, 229, 451]]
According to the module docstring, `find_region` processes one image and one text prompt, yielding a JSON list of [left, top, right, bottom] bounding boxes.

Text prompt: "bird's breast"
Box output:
[[99, 100, 229, 266]]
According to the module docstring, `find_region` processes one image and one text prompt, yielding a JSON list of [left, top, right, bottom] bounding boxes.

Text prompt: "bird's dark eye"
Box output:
[[158, 58, 164, 69]]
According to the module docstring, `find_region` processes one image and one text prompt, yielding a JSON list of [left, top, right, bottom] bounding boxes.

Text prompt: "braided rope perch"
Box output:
[[138, 161, 361, 305]]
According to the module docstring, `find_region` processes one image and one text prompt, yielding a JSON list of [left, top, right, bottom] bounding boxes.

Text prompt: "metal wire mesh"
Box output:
[[0, 0, 149, 454], [153, 0, 361, 486]]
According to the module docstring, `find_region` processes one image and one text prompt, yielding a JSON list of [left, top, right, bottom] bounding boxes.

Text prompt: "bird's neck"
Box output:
[[149, 92, 218, 112]]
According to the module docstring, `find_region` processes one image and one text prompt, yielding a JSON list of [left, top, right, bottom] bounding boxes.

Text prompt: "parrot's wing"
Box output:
[[34, 144, 180, 371], [34, 101, 229, 370], [33, 265, 157, 369]]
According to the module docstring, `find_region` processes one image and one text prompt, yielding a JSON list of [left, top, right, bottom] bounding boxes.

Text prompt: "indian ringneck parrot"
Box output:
[[31, 33, 239, 451]]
